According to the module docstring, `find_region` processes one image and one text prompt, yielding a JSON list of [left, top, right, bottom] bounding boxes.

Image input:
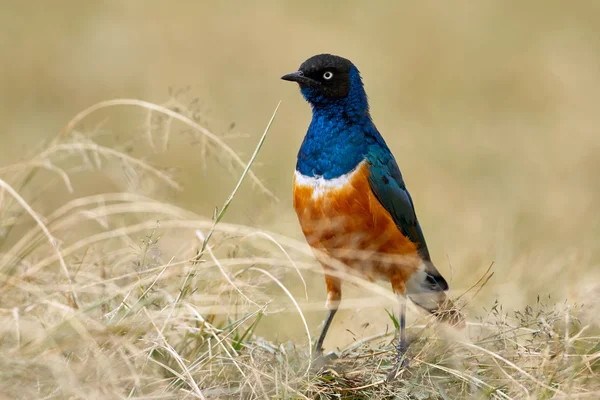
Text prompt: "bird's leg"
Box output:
[[310, 307, 339, 372], [387, 293, 409, 381], [395, 298, 408, 366], [312, 273, 341, 367], [314, 308, 337, 356]]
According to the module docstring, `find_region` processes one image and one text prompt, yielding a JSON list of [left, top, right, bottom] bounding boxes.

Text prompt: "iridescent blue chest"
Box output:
[[296, 113, 368, 179]]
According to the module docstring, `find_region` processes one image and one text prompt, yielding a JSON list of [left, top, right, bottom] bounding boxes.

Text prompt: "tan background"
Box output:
[[1, 0, 599, 345]]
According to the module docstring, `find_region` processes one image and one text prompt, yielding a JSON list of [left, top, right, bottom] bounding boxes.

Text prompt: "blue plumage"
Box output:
[[292, 59, 430, 258], [296, 66, 370, 178], [282, 54, 458, 365], [366, 147, 431, 261]]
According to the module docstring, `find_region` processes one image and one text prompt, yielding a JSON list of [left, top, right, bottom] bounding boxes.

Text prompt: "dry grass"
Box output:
[[0, 100, 598, 400]]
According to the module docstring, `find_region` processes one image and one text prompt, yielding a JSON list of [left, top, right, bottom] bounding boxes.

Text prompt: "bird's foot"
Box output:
[[386, 341, 410, 382], [310, 350, 339, 372]]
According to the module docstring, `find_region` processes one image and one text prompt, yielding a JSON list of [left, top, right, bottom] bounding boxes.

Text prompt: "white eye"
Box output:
[[323, 71, 334, 80]]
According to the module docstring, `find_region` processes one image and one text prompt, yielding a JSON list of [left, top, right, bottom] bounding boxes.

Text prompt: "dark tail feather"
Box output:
[[423, 261, 449, 291], [410, 261, 466, 328]]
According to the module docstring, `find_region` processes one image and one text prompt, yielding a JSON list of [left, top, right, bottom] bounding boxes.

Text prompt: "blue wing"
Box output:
[[366, 146, 431, 261]]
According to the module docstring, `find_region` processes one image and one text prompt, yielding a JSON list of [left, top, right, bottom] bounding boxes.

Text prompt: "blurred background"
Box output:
[[1, 0, 599, 345]]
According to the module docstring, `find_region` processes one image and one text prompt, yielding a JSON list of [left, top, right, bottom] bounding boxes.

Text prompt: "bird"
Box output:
[[281, 54, 462, 373]]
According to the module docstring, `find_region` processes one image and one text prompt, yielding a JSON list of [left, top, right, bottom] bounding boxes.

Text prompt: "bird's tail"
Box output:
[[407, 261, 465, 328]]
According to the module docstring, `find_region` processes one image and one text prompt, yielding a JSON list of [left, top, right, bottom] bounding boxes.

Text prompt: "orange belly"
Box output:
[[293, 161, 421, 284]]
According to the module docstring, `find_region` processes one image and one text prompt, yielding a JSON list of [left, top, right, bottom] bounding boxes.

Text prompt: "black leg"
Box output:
[[396, 300, 408, 365], [314, 308, 337, 356], [387, 297, 409, 381]]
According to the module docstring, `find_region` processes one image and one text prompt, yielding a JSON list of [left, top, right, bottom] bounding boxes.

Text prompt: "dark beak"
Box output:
[[281, 71, 318, 87], [281, 71, 305, 82]]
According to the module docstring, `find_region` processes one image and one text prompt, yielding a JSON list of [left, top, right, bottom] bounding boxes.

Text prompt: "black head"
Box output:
[[281, 54, 356, 100]]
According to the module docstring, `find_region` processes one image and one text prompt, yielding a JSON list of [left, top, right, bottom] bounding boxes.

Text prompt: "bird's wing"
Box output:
[[366, 147, 431, 260]]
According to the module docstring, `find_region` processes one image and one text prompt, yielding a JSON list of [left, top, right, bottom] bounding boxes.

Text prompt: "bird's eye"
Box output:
[[323, 71, 334, 80]]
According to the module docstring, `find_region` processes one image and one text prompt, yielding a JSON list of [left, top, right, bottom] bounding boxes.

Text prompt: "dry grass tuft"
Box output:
[[0, 99, 598, 399]]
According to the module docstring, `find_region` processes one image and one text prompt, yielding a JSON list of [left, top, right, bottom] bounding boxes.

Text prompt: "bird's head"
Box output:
[[282, 54, 369, 116]]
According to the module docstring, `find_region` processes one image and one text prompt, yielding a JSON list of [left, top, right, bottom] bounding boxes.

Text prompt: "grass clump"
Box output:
[[0, 98, 598, 399]]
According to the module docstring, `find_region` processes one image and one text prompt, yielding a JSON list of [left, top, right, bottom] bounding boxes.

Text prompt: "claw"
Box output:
[[310, 350, 339, 372], [386, 340, 410, 382]]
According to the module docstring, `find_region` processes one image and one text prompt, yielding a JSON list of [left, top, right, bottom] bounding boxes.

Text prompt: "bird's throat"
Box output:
[[296, 111, 370, 179]]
